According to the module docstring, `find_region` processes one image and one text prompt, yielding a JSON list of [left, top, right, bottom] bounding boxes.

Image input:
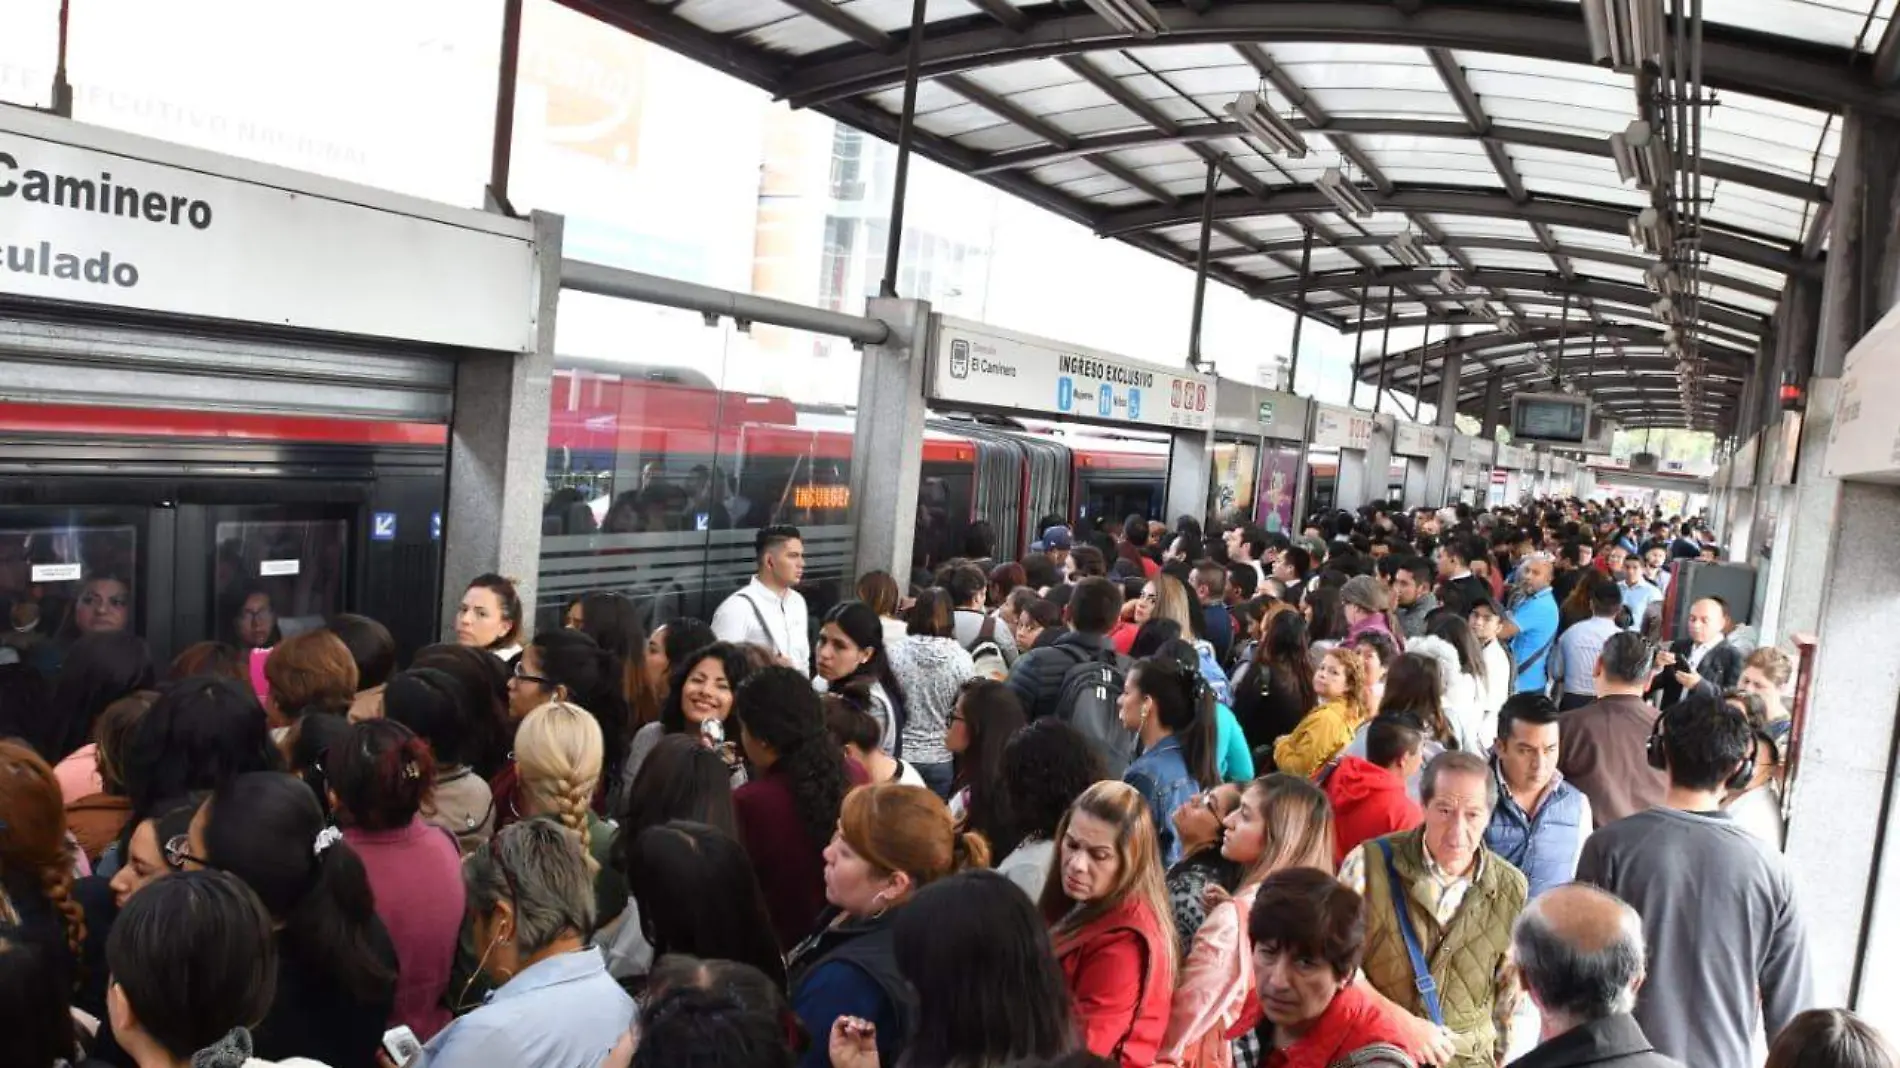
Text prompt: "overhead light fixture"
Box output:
[[1227, 92, 1308, 158], [1608, 120, 1669, 191], [1650, 297, 1673, 320], [1628, 206, 1670, 255], [1315, 168, 1375, 218], [1583, 0, 1667, 73], [1499, 318, 1523, 337], [1387, 230, 1430, 267], [1081, 0, 1165, 36], [1464, 297, 1490, 317], [1435, 268, 1469, 295]]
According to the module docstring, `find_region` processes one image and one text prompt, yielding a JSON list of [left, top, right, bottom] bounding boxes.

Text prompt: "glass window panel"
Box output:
[[964, 58, 1082, 97], [212, 519, 350, 648], [1428, 215, 1542, 241], [1525, 177, 1651, 207], [956, 122, 1053, 154], [1127, 43, 1261, 72], [866, 79, 972, 118], [0, 519, 140, 651], [837, 0, 983, 36], [1466, 250, 1558, 271], [1112, 143, 1206, 170], [1703, 285, 1779, 315], [1301, 87, 1466, 121], [67, 0, 502, 208], [1704, 204, 1806, 244], [0, 0, 59, 108], [1009, 80, 1138, 119], [916, 102, 1010, 140], [1458, 80, 1636, 137]]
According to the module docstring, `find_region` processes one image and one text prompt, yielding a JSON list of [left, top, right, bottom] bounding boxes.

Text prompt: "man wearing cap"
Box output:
[[1032, 524, 1073, 577]]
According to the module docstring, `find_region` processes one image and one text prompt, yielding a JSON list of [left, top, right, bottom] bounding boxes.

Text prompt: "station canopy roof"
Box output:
[[561, 0, 1900, 431]]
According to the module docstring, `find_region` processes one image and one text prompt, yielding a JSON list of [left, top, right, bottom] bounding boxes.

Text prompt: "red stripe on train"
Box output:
[[0, 402, 450, 446]]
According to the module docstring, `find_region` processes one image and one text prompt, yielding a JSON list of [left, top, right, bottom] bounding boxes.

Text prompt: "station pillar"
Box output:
[[1775, 108, 1900, 1011], [440, 211, 561, 636], [1425, 355, 1462, 505], [848, 297, 932, 581], [1166, 431, 1214, 531]]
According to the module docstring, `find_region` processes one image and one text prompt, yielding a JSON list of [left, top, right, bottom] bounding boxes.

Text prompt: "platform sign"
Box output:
[[1393, 422, 1448, 459], [371, 512, 398, 542], [930, 316, 1214, 431], [1312, 404, 1374, 451], [0, 108, 536, 352]]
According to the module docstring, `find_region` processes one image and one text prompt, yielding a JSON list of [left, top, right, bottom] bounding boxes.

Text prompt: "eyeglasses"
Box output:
[[164, 833, 210, 870], [511, 661, 553, 688]]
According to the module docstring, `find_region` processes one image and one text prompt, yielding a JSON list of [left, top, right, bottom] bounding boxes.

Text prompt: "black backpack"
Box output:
[[1053, 645, 1136, 777]]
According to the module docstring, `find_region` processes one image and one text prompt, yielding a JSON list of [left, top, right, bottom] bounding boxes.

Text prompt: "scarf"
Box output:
[[190, 1027, 254, 1068]]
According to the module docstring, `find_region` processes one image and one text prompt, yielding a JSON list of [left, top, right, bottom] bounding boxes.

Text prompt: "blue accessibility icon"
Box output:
[[1127, 388, 1142, 421], [371, 512, 398, 542], [1056, 376, 1074, 412], [1097, 383, 1114, 417]]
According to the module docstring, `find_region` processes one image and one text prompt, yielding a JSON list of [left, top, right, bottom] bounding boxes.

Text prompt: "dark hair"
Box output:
[[1425, 612, 1488, 687], [0, 928, 79, 1067], [943, 564, 989, 609], [1067, 576, 1124, 634], [1226, 562, 1259, 599], [1350, 628, 1401, 669], [463, 574, 523, 648], [1132, 643, 1220, 790], [733, 667, 850, 851], [1367, 714, 1426, 768], [287, 712, 352, 818], [1305, 587, 1347, 642], [1659, 692, 1755, 792], [574, 592, 663, 729], [1420, 750, 1498, 808], [988, 563, 1027, 607], [623, 822, 787, 989], [531, 628, 634, 794], [1130, 618, 1183, 660], [855, 571, 901, 618], [615, 732, 738, 839], [1021, 553, 1059, 590], [1597, 632, 1658, 684], [951, 679, 1027, 853], [1247, 866, 1367, 981], [104, 871, 277, 1061], [1256, 611, 1318, 712], [633, 984, 796, 1068], [1379, 654, 1449, 746], [755, 524, 802, 562], [217, 583, 279, 649], [661, 641, 758, 738], [894, 870, 1074, 1067], [819, 602, 909, 734], [328, 614, 396, 691], [330, 718, 434, 831], [91, 689, 156, 796], [906, 588, 957, 639], [659, 618, 719, 678], [1394, 554, 1436, 589], [1002, 718, 1106, 854], [168, 641, 249, 683], [1498, 693, 1561, 742], [823, 694, 884, 754], [1764, 1009, 1898, 1068], [1067, 545, 1108, 578], [1589, 580, 1625, 618], [382, 667, 475, 768], [408, 645, 512, 776], [202, 772, 395, 1003], [38, 629, 155, 763], [122, 676, 279, 827]]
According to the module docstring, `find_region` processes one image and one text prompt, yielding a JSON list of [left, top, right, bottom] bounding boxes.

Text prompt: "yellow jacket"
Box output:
[[1273, 700, 1360, 778]]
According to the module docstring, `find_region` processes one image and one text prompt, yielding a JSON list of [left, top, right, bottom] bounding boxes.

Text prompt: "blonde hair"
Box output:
[[1041, 780, 1177, 965], [1238, 773, 1336, 886], [1321, 647, 1374, 730], [1150, 574, 1195, 634], [514, 701, 603, 873], [1745, 646, 1794, 689]]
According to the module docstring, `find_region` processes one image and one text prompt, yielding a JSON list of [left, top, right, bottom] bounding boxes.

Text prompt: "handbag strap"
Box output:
[[740, 593, 780, 656], [1375, 838, 1445, 1027]]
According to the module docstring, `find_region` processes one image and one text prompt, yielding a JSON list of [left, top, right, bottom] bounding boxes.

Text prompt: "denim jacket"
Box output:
[[1125, 735, 1199, 867]]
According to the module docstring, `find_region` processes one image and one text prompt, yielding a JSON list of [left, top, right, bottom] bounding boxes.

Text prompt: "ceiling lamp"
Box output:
[[1464, 296, 1491, 317], [1227, 92, 1308, 158], [1315, 168, 1375, 218], [1628, 207, 1670, 256], [1499, 318, 1523, 337], [1082, 0, 1164, 36], [1609, 120, 1668, 192], [1387, 230, 1430, 267], [1435, 268, 1469, 295], [1583, 0, 1666, 73]]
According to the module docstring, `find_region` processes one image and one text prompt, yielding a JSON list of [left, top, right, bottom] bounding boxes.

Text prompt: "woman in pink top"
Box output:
[[1154, 773, 1336, 1068], [329, 718, 466, 1040]]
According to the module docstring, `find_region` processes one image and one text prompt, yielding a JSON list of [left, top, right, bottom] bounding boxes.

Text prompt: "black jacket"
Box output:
[[1648, 638, 1744, 709], [1507, 1013, 1685, 1068], [1007, 631, 1115, 720]]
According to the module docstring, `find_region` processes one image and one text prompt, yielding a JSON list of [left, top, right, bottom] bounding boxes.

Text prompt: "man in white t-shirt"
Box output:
[[711, 524, 811, 673]]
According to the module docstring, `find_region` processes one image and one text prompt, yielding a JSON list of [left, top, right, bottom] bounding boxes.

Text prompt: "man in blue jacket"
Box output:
[[1484, 693, 1590, 899]]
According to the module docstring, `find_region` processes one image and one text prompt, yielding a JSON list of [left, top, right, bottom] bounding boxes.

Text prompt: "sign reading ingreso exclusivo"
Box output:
[[0, 108, 537, 353], [929, 316, 1215, 431]]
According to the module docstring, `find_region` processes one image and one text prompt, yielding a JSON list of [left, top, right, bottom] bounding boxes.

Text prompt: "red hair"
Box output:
[[0, 741, 84, 962]]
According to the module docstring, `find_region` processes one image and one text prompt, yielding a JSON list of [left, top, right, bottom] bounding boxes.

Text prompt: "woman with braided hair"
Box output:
[[515, 701, 629, 933], [0, 739, 105, 1012]]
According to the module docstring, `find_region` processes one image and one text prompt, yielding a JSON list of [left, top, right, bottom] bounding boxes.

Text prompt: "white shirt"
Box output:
[[1688, 639, 1718, 671], [711, 576, 811, 673]]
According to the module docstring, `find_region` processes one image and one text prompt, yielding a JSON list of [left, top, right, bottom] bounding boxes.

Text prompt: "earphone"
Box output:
[[1646, 703, 1756, 791]]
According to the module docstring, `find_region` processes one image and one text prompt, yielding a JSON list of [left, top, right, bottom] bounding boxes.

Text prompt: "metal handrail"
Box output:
[[560, 258, 892, 347]]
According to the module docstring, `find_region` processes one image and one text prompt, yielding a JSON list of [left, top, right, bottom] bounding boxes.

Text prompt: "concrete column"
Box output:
[[440, 211, 561, 638], [1335, 449, 1371, 513], [1435, 351, 1463, 428], [1364, 413, 1397, 508], [1166, 429, 1215, 529], [1480, 375, 1504, 437], [848, 297, 931, 580], [1402, 458, 1429, 510]]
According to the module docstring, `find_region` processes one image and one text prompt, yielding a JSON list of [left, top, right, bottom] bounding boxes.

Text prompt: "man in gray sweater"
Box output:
[[1576, 692, 1814, 1068]]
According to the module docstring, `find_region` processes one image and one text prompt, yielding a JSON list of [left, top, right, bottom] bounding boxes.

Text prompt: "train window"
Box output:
[[211, 519, 349, 650], [1208, 439, 1259, 527], [0, 519, 140, 672]]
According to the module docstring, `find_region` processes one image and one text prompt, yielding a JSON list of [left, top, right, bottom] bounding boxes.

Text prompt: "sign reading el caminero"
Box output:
[[930, 316, 1215, 431], [0, 107, 536, 353]]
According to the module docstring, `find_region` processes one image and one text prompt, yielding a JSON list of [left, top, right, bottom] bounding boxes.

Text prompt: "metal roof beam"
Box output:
[[1364, 322, 1751, 371], [938, 74, 1179, 203], [964, 0, 1029, 34], [1099, 186, 1813, 276], [973, 118, 1827, 204], [777, 2, 1897, 118], [1878, 13, 1900, 87], [775, 0, 897, 53]]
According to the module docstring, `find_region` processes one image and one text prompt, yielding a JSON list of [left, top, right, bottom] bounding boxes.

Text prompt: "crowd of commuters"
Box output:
[[0, 502, 1887, 1068]]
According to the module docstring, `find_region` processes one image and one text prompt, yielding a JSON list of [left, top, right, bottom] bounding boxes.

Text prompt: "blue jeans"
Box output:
[[913, 760, 955, 800]]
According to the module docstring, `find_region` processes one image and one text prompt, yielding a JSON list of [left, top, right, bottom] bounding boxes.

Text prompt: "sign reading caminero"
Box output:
[[0, 108, 536, 353], [930, 315, 1215, 431]]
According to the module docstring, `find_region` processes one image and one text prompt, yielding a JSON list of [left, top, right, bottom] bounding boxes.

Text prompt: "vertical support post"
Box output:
[[1481, 374, 1504, 437], [50, 0, 73, 117], [486, 0, 525, 213], [1556, 290, 1572, 385], [880, 0, 931, 299], [1374, 288, 1395, 415], [1188, 158, 1219, 369], [851, 297, 933, 574], [1348, 279, 1371, 409], [1286, 227, 1314, 391], [1435, 351, 1463, 428], [1416, 315, 1432, 419]]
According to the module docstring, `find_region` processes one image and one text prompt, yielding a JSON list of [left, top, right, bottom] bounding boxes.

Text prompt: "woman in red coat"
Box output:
[[1041, 780, 1177, 1067]]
